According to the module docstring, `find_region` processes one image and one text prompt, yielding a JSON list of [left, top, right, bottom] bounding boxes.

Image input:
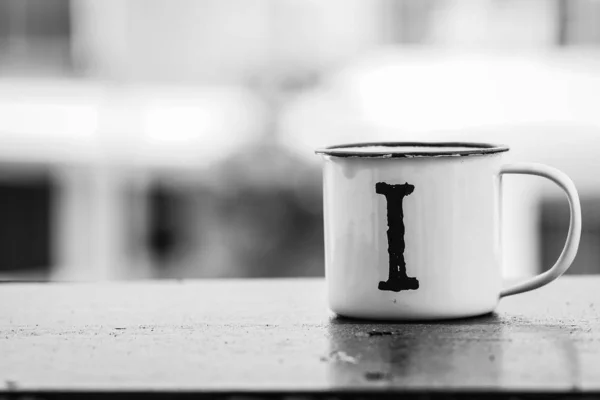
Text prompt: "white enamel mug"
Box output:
[[316, 142, 581, 320]]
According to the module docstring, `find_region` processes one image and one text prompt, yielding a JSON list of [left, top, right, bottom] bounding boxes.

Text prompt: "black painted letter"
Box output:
[[375, 182, 419, 292]]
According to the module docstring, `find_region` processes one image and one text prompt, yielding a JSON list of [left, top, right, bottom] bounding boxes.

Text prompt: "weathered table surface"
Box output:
[[1, 276, 600, 398]]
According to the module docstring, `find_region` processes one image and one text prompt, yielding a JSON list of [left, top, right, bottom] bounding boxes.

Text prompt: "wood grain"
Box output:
[[1, 276, 600, 394]]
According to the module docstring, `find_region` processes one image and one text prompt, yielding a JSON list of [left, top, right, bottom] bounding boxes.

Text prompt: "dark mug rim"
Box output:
[[315, 141, 510, 158]]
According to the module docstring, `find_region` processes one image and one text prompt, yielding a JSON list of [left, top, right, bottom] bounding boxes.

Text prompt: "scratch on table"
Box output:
[[364, 371, 390, 381], [320, 350, 358, 364], [367, 331, 394, 336]]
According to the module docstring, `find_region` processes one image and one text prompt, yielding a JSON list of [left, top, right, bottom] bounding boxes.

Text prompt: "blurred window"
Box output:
[[558, 0, 600, 45], [540, 197, 600, 274], [0, 173, 53, 280], [0, 0, 72, 74], [383, 0, 436, 44], [382, 0, 600, 47]]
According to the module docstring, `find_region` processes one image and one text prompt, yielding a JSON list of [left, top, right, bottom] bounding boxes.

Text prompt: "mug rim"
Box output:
[[315, 141, 509, 158]]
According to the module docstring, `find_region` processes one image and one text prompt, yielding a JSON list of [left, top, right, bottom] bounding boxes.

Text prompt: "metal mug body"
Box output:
[[321, 152, 504, 320]]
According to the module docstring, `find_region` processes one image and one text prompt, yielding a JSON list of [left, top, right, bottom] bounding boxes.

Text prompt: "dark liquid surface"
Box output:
[[338, 145, 479, 154]]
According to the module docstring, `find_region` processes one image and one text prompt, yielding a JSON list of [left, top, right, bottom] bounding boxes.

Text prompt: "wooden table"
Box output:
[[1, 276, 600, 398]]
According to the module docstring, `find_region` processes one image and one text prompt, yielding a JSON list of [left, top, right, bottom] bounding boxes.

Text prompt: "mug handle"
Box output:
[[500, 163, 582, 297]]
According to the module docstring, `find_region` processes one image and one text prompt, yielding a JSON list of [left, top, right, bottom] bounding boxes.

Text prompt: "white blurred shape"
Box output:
[[0, 79, 103, 163], [0, 79, 267, 168], [280, 49, 600, 161], [137, 86, 267, 168]]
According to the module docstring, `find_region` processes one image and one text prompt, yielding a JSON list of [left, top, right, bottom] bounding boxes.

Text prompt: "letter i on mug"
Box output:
[[316, 142, 581, 320]]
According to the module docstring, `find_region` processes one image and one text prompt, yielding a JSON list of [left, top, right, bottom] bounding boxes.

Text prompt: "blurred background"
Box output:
[[0, 0, 599, 281]]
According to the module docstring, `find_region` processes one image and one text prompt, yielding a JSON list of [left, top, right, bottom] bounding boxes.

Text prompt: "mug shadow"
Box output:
[[324, 311, 506, 387]]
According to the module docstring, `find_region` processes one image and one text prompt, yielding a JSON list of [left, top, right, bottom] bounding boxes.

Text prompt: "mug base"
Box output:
[[331, 307, 496, 322]]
